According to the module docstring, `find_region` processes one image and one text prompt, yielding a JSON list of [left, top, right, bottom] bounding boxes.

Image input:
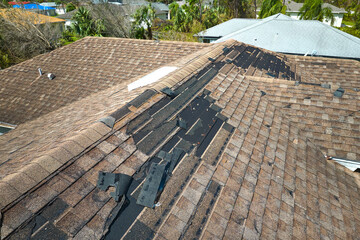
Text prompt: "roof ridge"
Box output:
[[152, 39, 237, 91], [84, 36, 206, 45]]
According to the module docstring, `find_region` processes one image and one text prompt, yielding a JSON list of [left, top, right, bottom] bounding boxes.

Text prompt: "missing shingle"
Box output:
[[180, 180, 222, 240], [110, 106, 131, 121], [266, 72, 276, 78], [286, 188, 294, 197], [128, 89, 157, 108], [204, 95, 215, 103], [203, 89, 211, 96], [122, 220, 154, 240], [210, 104, 222, 112], [177, 118, 187, 130]]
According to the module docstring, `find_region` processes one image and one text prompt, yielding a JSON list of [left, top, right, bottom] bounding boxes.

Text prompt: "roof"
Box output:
[[13, 3, 56, 10], [285, 0, 347, 13], [196, 14, 293, 38], [0, 8, 65, 24], [0, 37, 207, 125], [0, 38, 359, 240], [39, 2, 58, 8], [215, 14, 360, 59]]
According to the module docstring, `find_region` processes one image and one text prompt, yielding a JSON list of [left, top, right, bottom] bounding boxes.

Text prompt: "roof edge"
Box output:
[[0, 121, 111, 211]]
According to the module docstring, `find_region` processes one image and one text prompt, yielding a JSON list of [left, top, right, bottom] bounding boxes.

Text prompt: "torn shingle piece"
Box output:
[[161, 87, 176, 98], [136, 162, 169, 208], [99, 116, 115, 129], [97, 172, 132, 201]]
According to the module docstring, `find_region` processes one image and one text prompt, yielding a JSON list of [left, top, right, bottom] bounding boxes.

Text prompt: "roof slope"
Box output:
[[216, 17, 360, 59], [0, 8, 65, 24], [0, 40, 359, 240], [0, 37, 207, 125], [195, 14, 293, 38]]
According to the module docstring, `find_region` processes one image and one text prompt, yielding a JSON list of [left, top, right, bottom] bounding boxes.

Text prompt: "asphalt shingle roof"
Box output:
[[0, 38, 359, 240], [0, 37, 207, 125]]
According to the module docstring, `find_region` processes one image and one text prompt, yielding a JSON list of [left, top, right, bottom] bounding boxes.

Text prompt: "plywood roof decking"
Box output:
[[0, 40, 359, 240], [0, 37, 207, 125]]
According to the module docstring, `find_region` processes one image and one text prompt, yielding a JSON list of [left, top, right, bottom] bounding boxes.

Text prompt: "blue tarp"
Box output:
[[13, 3, 55, 10]]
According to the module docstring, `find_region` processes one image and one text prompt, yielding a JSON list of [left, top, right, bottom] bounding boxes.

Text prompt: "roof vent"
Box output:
[[47, 73, 55, 80], [311, 50, 317, 56], [334, 87, 344, 98]]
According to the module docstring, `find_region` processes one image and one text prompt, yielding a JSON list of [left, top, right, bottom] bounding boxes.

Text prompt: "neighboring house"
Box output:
[[56, 9, 76, 27], [0, 37, 360, 240], [284, 0, 347, 27], [40, 2, 66, 15], [151, 2, 170, 20], [93, 0, 171, 20], [0, 8, 65, 30], [12, 3, 57, 16], [197, 14, 360, 59]]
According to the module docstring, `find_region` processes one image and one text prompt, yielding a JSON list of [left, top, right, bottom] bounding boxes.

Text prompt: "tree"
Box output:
[[90, 3, 131, 38], [299, 0, 334, 24], [0, 8, 63, 68], [71, 7, 105, 37], [131, 4, 156, 39], [65, 2, 76, 12], [259, 0, 286, 18]]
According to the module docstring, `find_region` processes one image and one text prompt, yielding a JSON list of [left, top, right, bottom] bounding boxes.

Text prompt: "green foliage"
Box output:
[[0, 52, 10, 69], [66, 2, 76, 12], [71, 7, 105, 37], [259, 0, 286, 19], [220, 0, 253, 18], [338, 26, 360, 38], [298, 0, 334, 24], [131, 4, 156, 39], [169, 0, 228, 33], [59, 30, 80, 45]]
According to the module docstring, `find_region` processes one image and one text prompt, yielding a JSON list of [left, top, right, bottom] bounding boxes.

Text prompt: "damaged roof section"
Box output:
[[0, 39, 359, 240]]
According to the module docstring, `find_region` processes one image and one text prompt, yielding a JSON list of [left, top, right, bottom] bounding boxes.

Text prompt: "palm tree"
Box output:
[[299, 0, 334, 25], [72, 7, 105, 37], [259, 0, 286, 19]]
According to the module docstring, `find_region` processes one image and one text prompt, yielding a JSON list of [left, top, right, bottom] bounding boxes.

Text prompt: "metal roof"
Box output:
[[195, 14, 293, 38], [215, 16, 360, 59]]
